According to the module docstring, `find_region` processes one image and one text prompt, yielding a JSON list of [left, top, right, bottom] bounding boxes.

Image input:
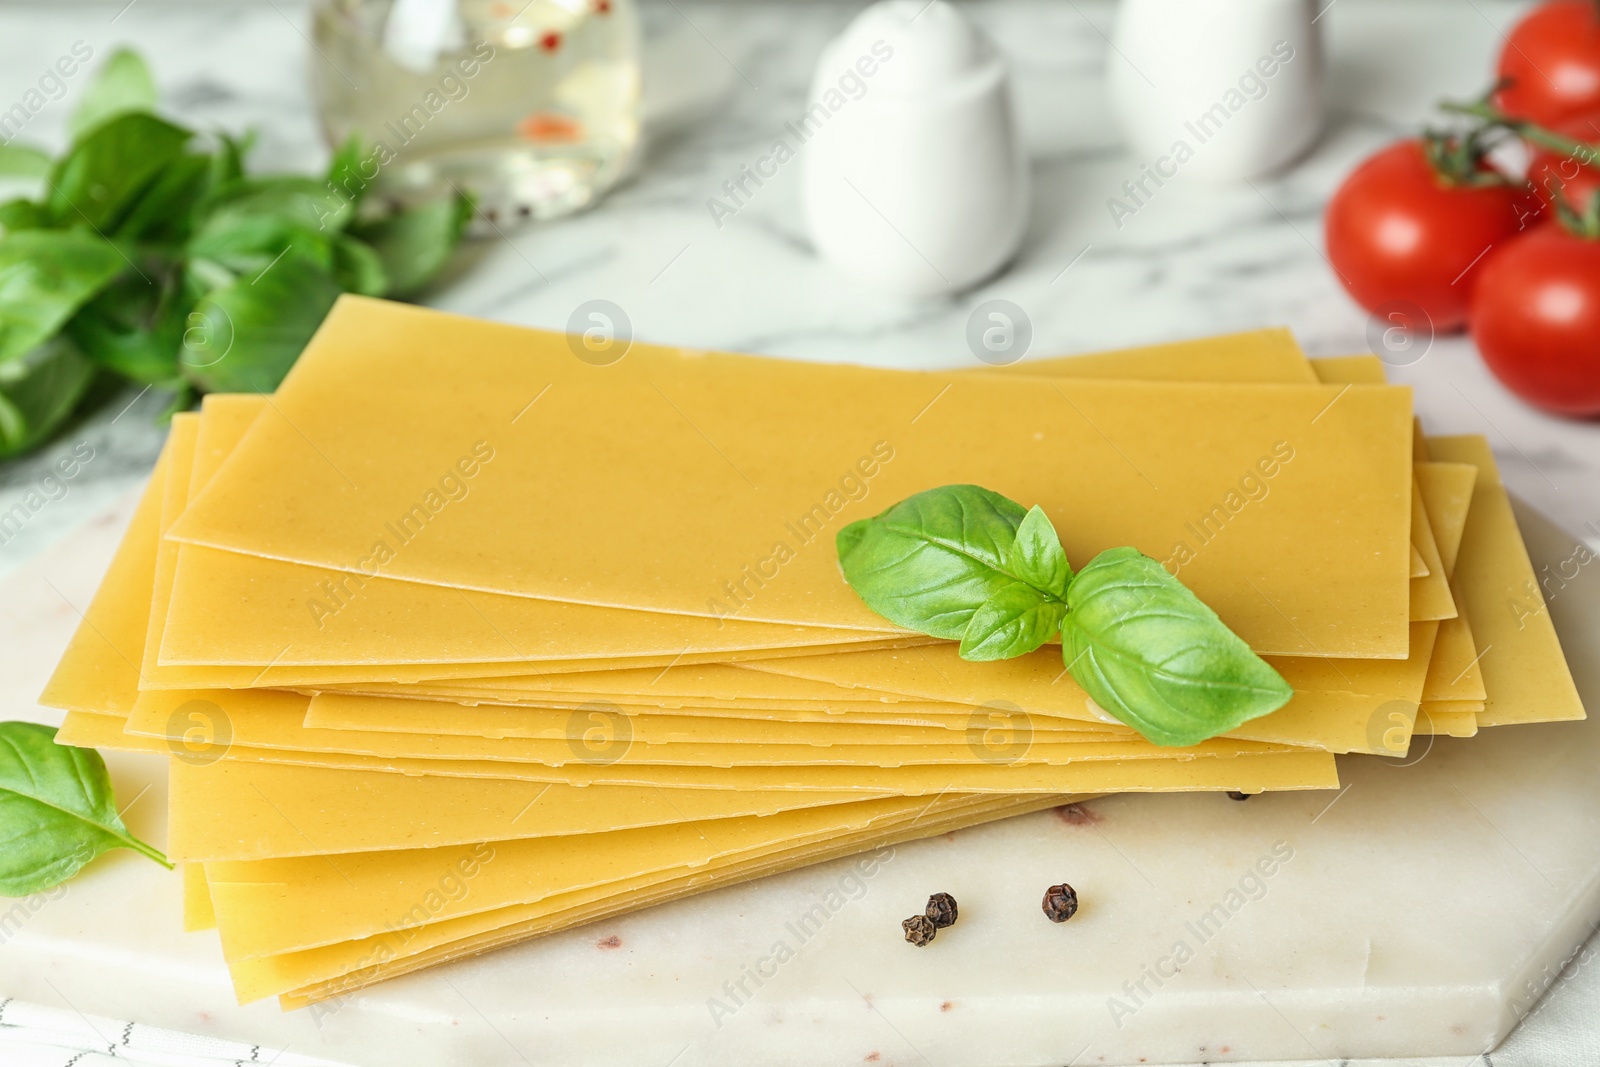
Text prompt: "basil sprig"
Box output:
[[0, 722, 169, 895], [0, 49, 472, 460], [836, 485, 1293, 747]]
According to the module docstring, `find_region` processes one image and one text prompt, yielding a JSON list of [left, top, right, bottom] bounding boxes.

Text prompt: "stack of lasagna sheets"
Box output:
[[39, 297, 1583, 1009]]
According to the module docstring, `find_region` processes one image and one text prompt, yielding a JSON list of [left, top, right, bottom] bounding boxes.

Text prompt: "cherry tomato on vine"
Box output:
[[1470, 224, 1600, 417], [1324, 138, 1534, 332], [1496, 0, 1600, 126]]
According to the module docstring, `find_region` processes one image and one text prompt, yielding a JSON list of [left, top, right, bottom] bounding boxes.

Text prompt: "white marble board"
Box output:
[[0, 481, 1595, 1067]]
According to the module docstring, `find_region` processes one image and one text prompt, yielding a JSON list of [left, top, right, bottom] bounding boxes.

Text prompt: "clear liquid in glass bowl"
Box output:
[[310, 0, 641, 226]]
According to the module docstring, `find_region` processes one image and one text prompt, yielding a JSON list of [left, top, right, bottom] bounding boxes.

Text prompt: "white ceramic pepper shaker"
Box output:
[[800, 0, 1029, 298], [1108, 0, 1323, 182]]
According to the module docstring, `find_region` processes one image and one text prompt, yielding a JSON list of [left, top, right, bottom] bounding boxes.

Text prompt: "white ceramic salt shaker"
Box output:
[[1108, 0, 1323, 182], [800, 1, 1029, 298]]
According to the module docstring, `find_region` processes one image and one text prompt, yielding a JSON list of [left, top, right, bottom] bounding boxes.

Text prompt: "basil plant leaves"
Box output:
[[836, 485, 1293, 747], [0, 721, 169, 896], [0, 48, 471, 461]]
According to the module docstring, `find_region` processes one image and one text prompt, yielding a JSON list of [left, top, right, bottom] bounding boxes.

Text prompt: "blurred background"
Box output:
[[0, 0, 1595, 584]]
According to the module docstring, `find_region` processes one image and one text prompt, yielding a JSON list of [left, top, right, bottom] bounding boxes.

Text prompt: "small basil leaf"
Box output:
[[68, 48, 158, 140], [181, 251, 341, 393], [959, 581, 1067, 661], [0, 721, 169, 895], [1060, 547, 1293, 747], [835, 518, 868, 564], [836, 484, 1029, 640], [348, 192, 472, 298], [0, 143, 51, 180], [182, 256, 238, 299], [197, 175, 351, 240], [332, 234, 388, 297], [0, 198, 48, 232], [181, 132, 253, 231], [0, 230, 126, 365], [187, 213, 335, 277], [1007, 505, 1072, 599], [114, 152, 216, 245], [0, 335, 98, 459], [324, 134, 373, 214], [48, 112, 192, 231], [67, 270, 188, 386]]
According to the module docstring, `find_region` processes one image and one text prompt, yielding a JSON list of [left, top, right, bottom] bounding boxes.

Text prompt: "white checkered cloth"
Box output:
[[0, 999, 349, 1067]]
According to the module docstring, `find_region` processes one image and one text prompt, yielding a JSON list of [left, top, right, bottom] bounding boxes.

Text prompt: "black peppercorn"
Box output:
[[1227, 790, 1250, 801], [925, 892, 959, 928], [1042, 883, 1078, 923], [902, 914, 937, 946]]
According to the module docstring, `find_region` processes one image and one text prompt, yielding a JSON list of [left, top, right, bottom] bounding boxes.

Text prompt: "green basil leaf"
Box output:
[[114, 153, 216, 245], [0, 335, 98, 459], [959, 581, 1067, 661], [0, 198, 48, 232], [0, 143, 51, 179], [181, 251, 341, 393], [180, 131, 252, 229], [67, 270, 188, 386], [348, 192, 472, 298], [1007, 505, 1071, 598], [332, 234, 388, 297], [48, 112, 192, 231], [197, 175, 351, 239], [1060, 547, 1293, 747], [182, 256, 238, 300], [188, 215, 335, 277], [68, 48, 158, 140], [324, 134, 373, 214], [0, 722, 168, 896], [836, 484, 1032, 640], [187, 176, 352, 278], [0, 230, 126, 365]]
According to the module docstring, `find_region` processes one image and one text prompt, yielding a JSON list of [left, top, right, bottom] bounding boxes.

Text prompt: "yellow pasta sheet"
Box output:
[[183, 863, 216, 932], [56, 710, 163, 751], [140, 337, 1440, 764], [118, 425, 1322, 782], [159, 340, 1313, 675], [1415, 707, 1480, 737], [36, 425, 1333, 845], [1417, 462, 1487, 704], [1427, 436, 1584, 727], [165, 754, 897, 862], [1407, 478, 1456, 621], [292, 361, 1464, 758], [166, 298, 1413, 658], [117, 690, 1334, 793], [1314, 360, 1480, 708], [234, 792, 1073, 1005], [40, 446, 169, 716], [127, 686, 1224, 768], [209, 791, 1043, 963], [153, 330, 1413, 684], [299, 690, 1111, 739]]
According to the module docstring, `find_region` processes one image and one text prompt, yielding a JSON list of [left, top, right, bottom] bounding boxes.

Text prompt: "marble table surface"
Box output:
[[1, 0, 1598, 1063]]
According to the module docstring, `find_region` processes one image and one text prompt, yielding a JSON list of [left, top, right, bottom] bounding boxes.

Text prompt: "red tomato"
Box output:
[[1470, 225, 1600, 417], [1497, 1, 1600, 126], [1325, 140, 1534, 332], [1525, 109, 1600, 214]]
